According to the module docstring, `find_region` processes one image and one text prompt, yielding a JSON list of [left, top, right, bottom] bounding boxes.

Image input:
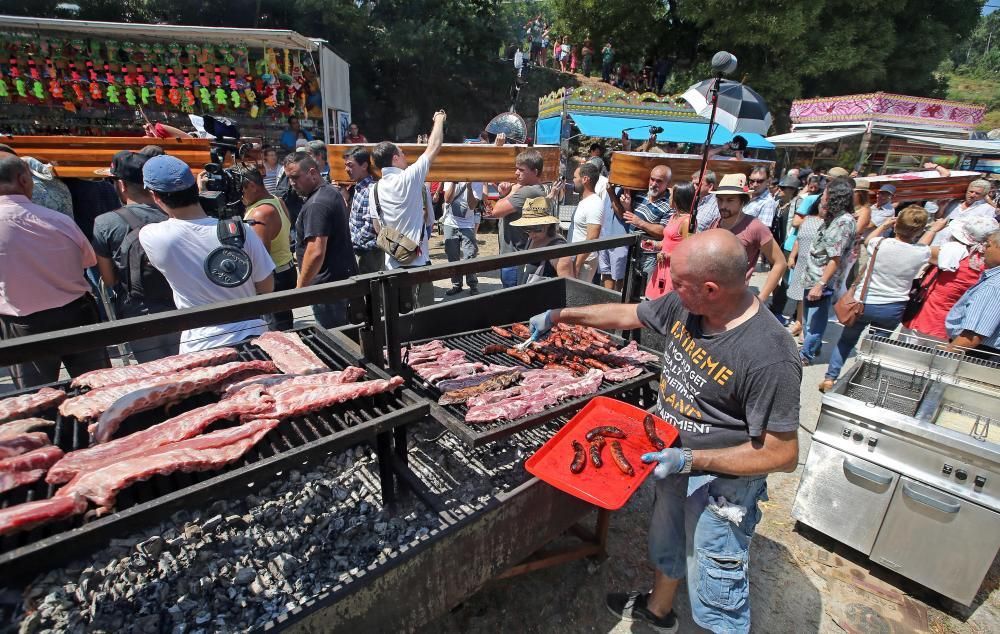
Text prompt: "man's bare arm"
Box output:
[[552, 302, 643, 331], [693, 430, 799, 475]]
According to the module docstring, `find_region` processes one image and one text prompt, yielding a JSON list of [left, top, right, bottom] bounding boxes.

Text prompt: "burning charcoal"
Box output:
[[234, 567, 256, 585], [137, 536, 164, 559]]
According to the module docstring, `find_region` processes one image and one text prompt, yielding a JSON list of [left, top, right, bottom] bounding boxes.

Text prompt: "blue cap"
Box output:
[[142, 155, 196, 193], [878, 184, 896, 195]]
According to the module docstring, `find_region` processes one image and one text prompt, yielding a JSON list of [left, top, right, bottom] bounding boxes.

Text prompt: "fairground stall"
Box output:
[[0, 14, 352, 145], [534, 86, 775, 154], [766, 92, 1000, 175]]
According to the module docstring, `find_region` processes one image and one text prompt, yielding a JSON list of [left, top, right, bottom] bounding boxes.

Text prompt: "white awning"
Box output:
[[0, 15, 323, 51], [766, 129, 865, 147], [878, 132, 1000, 156]]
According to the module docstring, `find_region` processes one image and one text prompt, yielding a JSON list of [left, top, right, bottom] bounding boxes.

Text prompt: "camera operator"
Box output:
[[283, 154, 358, 328], [236, 165, 297, 331], [140, 155, 275, 351]]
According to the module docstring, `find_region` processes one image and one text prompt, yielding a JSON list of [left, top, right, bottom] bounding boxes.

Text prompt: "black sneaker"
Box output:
[[606, 591, 678, 633], [468, 286, 479, 296], [445, 286, 464, 296]]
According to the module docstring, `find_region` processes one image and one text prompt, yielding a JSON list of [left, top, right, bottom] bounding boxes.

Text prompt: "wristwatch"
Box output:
[[680, 448, 694, 474]]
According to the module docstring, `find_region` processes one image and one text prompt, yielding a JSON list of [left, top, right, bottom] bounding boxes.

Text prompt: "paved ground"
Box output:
[[3, 228, 998, 632]]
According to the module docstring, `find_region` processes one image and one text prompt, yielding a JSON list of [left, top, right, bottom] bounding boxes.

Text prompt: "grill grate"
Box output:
[[403, 324, 658, 446], [0, 327, 427, 580], [845, 361, 929, 417]]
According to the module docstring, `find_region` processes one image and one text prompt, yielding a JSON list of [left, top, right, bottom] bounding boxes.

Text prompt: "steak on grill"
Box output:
[[263, 376, 404, 419], [0, 432, 51, 459], [608, 340, 658, 365], [603, 365, 643, 382], [438, 370, 522, 405], [220, 367, 367, 400], [0, 418, 54, 441], [47, 389, 276, 484], [0, 469, 46, 494], [0, 446, 64, 493], [70, 347, 239, 389], [89, 360, 278, 443], [251, 331, 328, 375], [416, 362, 486, 383], [0, 495, 87, 537], [410, 349, 468, 368], [435, 366, 520, 392], [0, 388, 66, 423], [465, 369, 604, 423], [57, 419, 280, 512], [60, 360, 276, 423]]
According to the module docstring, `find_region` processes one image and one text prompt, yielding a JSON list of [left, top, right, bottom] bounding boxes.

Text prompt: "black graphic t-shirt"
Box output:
[[636, 293, 801, 450]]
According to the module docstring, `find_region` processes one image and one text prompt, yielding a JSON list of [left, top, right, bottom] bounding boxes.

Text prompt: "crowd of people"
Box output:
[[2, 110, 1000, 391], [510, 16, 671, 93]]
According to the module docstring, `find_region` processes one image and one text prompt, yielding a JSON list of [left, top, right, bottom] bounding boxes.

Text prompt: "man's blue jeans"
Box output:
[[826, 301, 906, 380], [800, 294, 832, 363]]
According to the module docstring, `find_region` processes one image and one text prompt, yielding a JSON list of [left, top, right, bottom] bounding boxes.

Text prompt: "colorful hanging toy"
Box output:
[[168, 87, 181, 106], [125, 86, 136, 106], [48, 79, 63, 100], [15, 78, 27, 98], [230, 90, 240, 108], [106, 84, 119, 103], [0, 79, 8, 98], [89, 81, 102, 100], [154, 86, 164, 105], [199, 87, 211, 106], [140, 86, 150, 104]]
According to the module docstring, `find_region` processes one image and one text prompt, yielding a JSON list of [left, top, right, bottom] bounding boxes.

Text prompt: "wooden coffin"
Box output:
[[1, 136, 212, 178], [608, 151, 775, 189], [327, 143, 561, 183], [862, 170, 984, 203]]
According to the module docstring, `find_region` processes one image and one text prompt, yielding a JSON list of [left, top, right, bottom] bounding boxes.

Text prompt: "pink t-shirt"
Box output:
[[0, 194, 96, 316], [710, 213, 773, 281]]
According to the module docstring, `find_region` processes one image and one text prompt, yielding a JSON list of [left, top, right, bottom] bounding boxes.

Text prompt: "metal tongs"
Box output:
[[515, 332, 540, 351]]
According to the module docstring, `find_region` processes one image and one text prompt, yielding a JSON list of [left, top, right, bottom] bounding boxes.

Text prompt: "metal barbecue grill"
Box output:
[[403, 324, 660, 446], [0, 326, 428, 583]]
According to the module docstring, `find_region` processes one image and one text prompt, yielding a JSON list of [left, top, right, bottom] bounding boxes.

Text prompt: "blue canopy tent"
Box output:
[[535, 113, 773, 149]]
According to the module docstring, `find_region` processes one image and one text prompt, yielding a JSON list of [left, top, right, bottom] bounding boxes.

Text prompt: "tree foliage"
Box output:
[[948, 10, 1000, 79]]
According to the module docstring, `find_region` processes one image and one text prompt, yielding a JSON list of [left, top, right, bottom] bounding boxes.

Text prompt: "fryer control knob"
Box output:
[[867, 437, 877, 447], [955, 469, 968, 481], [975, 475, 986, 487], [942, 464, 953, 475], [852, 432, 863, 442]]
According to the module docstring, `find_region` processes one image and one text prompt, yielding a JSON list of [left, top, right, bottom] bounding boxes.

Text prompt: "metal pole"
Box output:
[[688, 76, 722, 234]]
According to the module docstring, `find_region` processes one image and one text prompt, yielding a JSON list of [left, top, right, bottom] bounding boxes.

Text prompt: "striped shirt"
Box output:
[[631, 194, 673, 232], [263, 165, 282, 195], [696, 193, 720, 232], [946, 266, 1000, 349]]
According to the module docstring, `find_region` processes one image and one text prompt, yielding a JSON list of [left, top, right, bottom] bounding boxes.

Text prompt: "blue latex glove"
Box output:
[[641, 448, 686, 479], [528, 310, 554, 340]]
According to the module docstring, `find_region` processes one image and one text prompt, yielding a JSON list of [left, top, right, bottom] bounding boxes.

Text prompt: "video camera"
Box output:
[[196, 116, 262, 218]]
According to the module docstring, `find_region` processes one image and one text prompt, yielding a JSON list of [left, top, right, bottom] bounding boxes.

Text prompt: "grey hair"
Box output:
[[969, 179, 990, 193], [988, 230, 1000, 249]]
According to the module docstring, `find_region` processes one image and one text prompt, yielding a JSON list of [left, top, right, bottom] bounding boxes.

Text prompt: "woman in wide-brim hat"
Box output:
[[510, 197, 573, 283]]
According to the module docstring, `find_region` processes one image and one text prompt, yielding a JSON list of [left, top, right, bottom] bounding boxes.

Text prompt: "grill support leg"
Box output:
[[375, 431, 397, 506], [621, 239, 642, 343], [495, 508, 612, 579], [359, 278, 387, 369]]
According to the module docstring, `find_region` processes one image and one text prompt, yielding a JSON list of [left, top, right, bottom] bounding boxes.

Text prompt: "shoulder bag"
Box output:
[[371, 182, 420, 265], [901, 265, 939, 323], [834, 239, 883, 328]]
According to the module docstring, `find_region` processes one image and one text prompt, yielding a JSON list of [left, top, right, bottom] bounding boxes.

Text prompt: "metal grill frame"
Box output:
[[402, 324, 660, 446], [0, 326, 428, 583]]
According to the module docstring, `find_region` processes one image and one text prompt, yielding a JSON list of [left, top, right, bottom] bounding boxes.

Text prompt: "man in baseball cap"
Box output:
[[137, 154, 276, 352], [869, 183, 896, 230], [90, 151, 181, 360]]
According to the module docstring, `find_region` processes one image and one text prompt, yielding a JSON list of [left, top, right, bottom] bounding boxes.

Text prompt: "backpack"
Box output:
[[112, 205, 176, 316]]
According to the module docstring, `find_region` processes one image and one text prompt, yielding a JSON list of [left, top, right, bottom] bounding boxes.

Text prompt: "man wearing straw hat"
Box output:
[[510, 196, 573, 283], [707, 173, 787, 303]]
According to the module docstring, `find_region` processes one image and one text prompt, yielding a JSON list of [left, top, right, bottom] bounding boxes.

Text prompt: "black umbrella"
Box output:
[[681, 79, 772, 136]]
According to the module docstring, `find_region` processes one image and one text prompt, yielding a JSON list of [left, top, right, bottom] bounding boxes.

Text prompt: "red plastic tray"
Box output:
[[525, 396, 679, 510]]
